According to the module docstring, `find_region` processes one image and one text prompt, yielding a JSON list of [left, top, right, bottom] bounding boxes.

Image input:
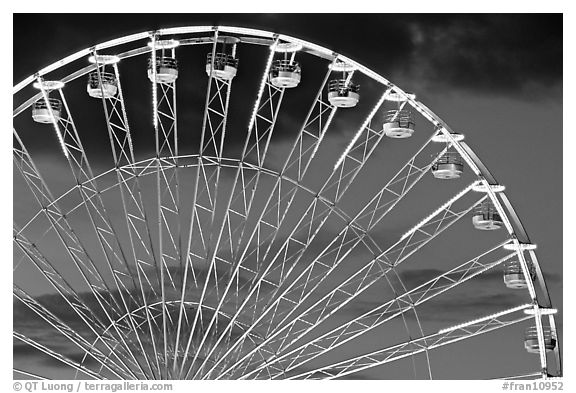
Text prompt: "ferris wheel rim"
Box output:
[[13, 24, 560, 379], [15, 153, 380, 236]]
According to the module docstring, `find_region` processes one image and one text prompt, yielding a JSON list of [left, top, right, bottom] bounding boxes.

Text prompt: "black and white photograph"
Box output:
[[12, 11, 564, 384]]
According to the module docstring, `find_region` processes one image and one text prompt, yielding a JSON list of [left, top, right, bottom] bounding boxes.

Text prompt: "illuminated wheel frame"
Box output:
[[13, 26, 561, 380]]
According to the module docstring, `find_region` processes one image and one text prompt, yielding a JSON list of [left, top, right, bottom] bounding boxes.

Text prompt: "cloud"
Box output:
[[395, 15, 562, 99], [13, 261, 277, 327], [412, 292, 526, 323], [395, 267, 505, 290], [13, 256, 283, 346], [13, 343, 42, 357], [337, 263, 537, 326]]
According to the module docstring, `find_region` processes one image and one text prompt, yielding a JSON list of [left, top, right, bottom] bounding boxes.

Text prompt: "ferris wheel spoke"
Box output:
[[326, 90, 395, 200], [181, 73, 236, 274], [219, 61, 340, 296], [180, 31, 225, 291], [246, 242, 515, 378], [287, 304, 532, 379], [16, 157, 161, 280], [242, 89, 394, 313], [209, 41, 286, 267], [149, 43, 182, 273], [13, 285, 130, 379], [12, 229, 137, 371], [13, 133, 133, 321], [270, 185, 482, 340], [181, 39, 289, 379], [213, 183, 482, 378], [92, 59, 164, 377], [14, 225, 108, 331], [13, 332, 104, 380], [196, 88, 392, 379], [13, 25, 561, 380], [13, 220, 124, 339], [39, 82, 140, 300], [190, 60, 342, 378], [252, 137, 450, 331], [68, 64, 163, 376], [176, 30, 240, 377], [84, 339, 123, 379], [354, 136, 451, 230], [197, 325, 276, 379], [175, 169, 219, 373], [15, 221, 153, 378], [13, 369, 47, 380], [203, 77, 233, 159], [33, 82, 155, 378], [226, 348, 279, 379], [148, 35, 184, 378]]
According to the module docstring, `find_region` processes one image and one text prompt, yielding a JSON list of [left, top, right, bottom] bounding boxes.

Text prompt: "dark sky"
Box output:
[[12, 14, 562, 379], [14, 14, 562, 95]]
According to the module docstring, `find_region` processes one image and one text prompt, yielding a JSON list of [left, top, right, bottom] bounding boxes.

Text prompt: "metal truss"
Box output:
[[147, 35, 183, 378], [17, 81, 152, 377], [92, 55, 164, 377], [13, 285, 129, 379], [180, 37, 289, 379], [175, 30, 238, 378], [191, 88, 394, 378], [13, 26, 560, 380], [288, 304, 533, 379], [12, 228, 140, 378], [245, 241, 515, 378], [13, 133, 138, 346], [14, 332, 102, 380], [211, 183, 485, 378], [184, 58, 345, 379]]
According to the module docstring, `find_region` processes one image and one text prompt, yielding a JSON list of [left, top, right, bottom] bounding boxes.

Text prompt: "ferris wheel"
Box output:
[[12, 25, 562, 380]]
